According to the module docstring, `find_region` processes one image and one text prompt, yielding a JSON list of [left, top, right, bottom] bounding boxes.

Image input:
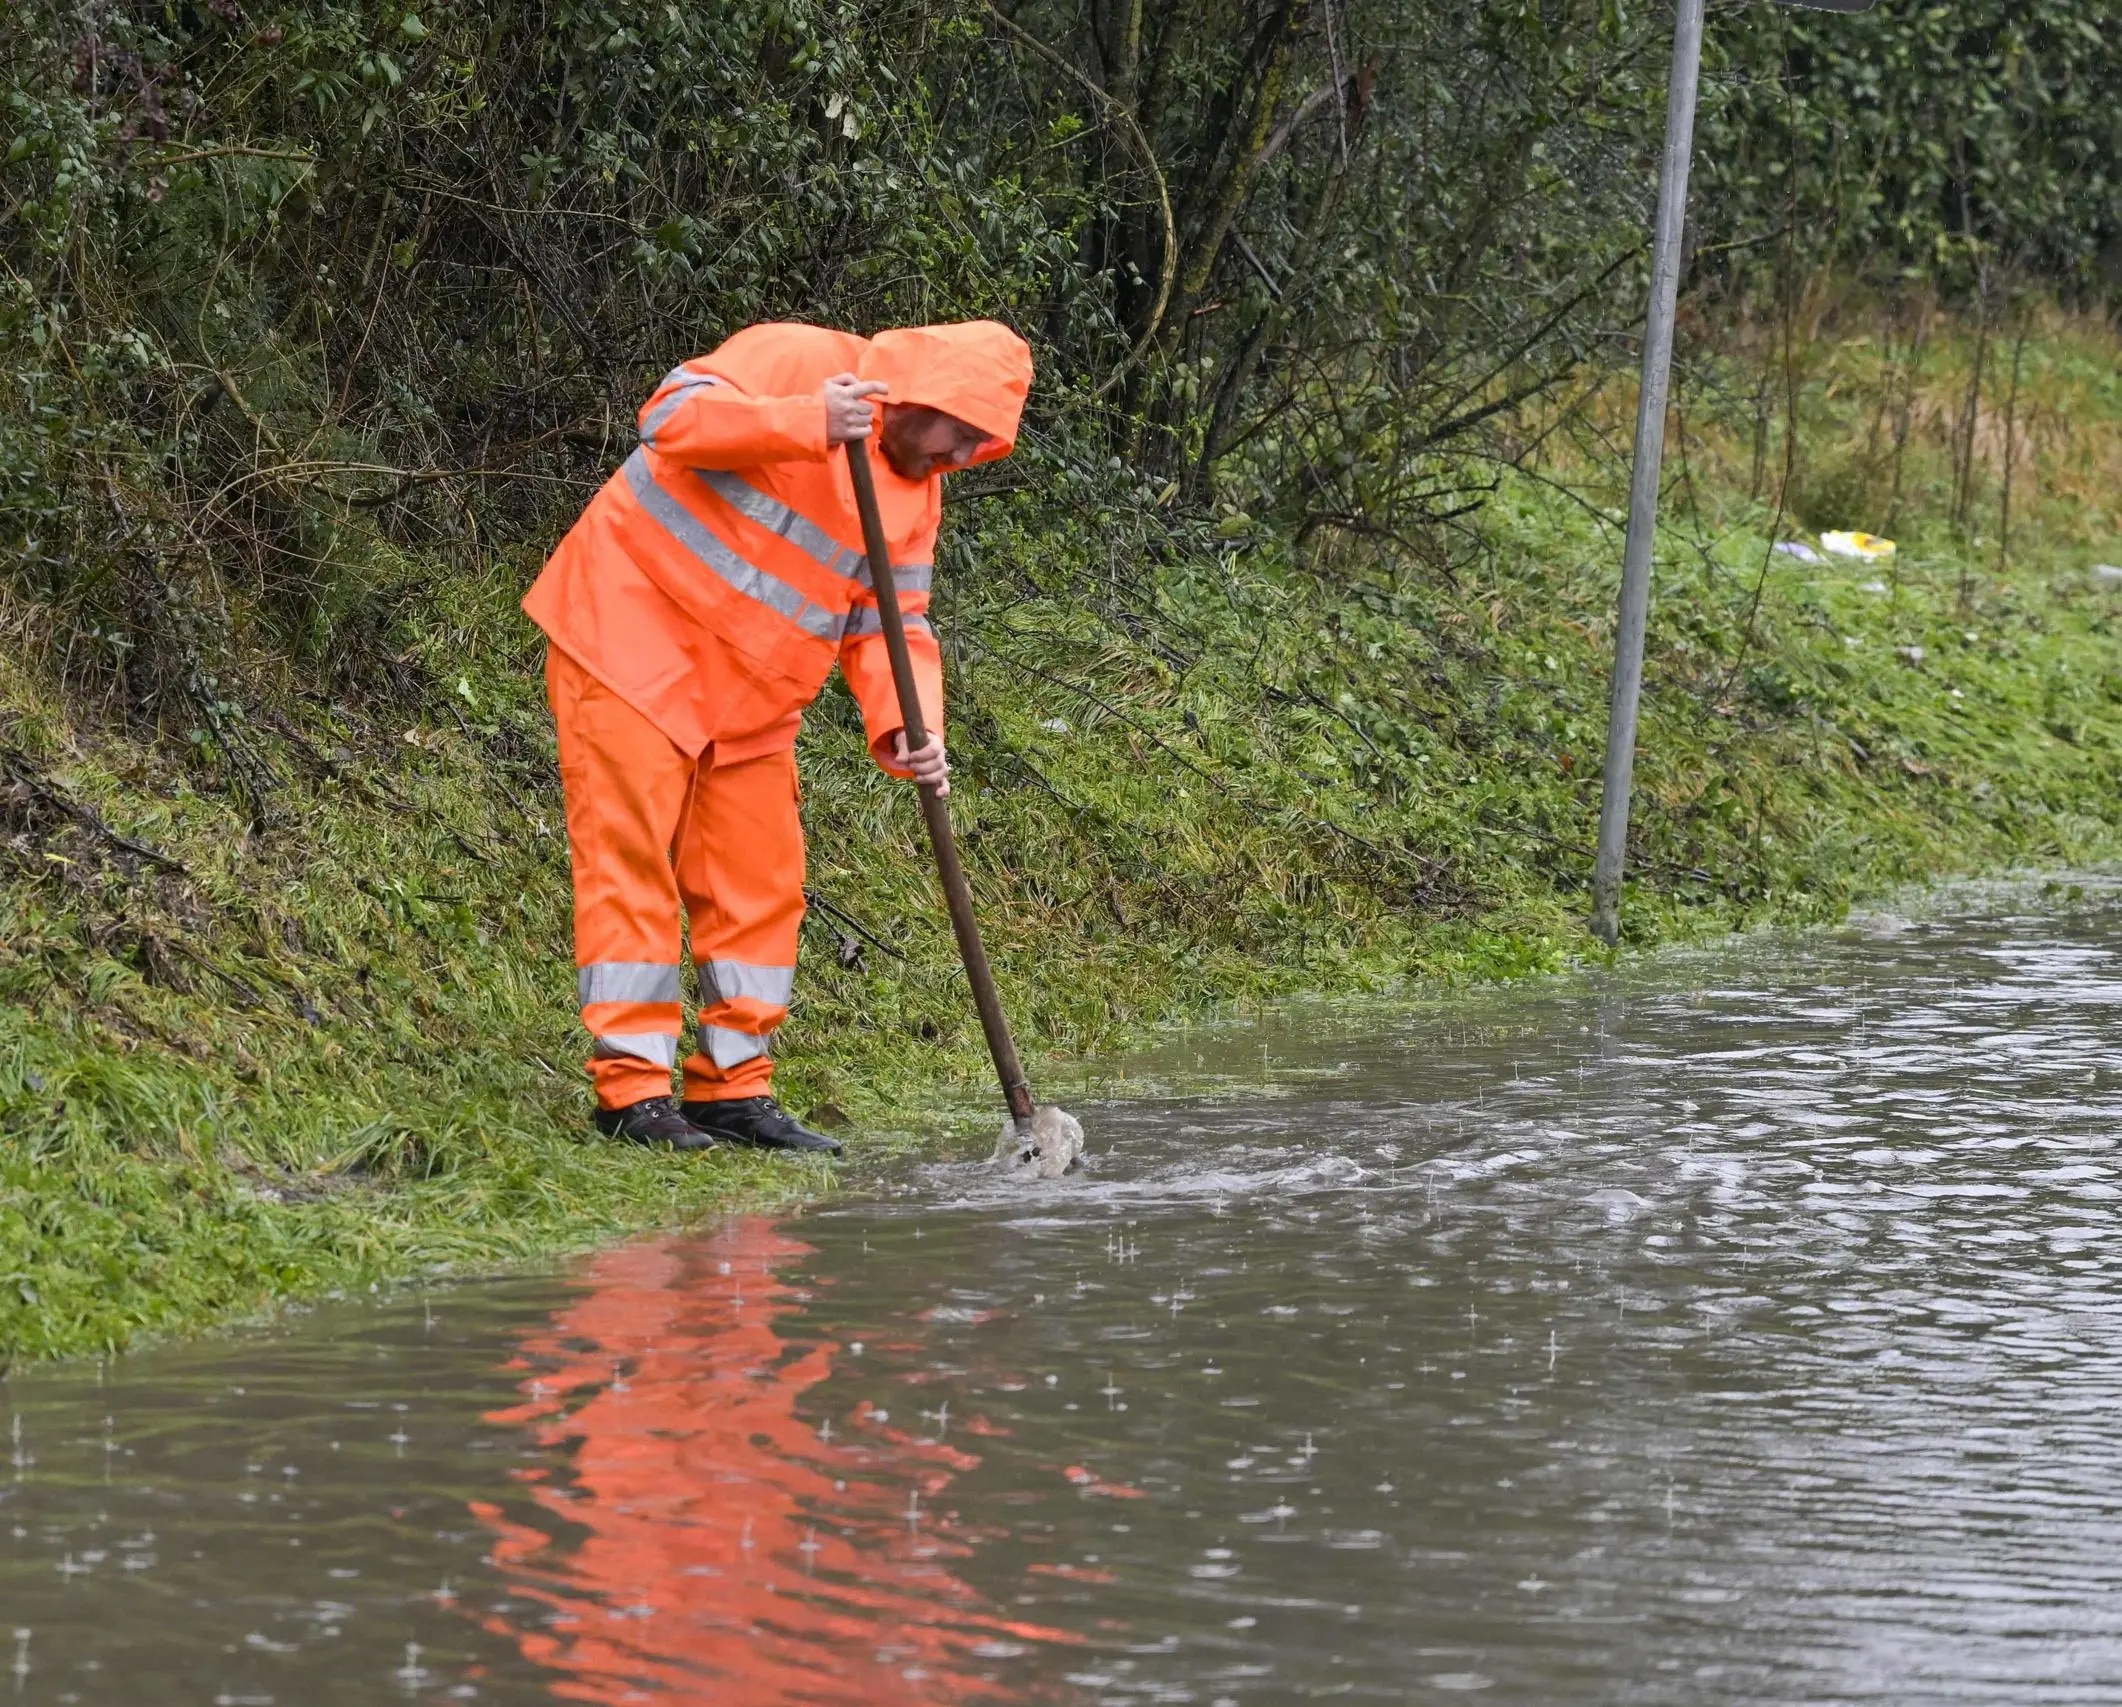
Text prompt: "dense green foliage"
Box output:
[[4, 0, 2118, 713], [1704, 2, 2122, 290]]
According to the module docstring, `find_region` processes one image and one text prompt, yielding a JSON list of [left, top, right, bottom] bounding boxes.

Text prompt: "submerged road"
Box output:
[[7, 882, 2122, 1702]]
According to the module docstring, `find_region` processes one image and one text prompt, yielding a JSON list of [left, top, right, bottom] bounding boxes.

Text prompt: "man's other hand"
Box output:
[[824, 374, 890, 444], [892, 730, 950, 795]]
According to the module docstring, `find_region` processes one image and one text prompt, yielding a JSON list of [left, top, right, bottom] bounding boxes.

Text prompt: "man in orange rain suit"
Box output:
[[523, 321, 1033, 1155]]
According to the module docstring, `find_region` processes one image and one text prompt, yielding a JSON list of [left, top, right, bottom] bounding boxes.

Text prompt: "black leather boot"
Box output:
[[593, 1096, 720, 1152], [681, 1096, 843, 1156]]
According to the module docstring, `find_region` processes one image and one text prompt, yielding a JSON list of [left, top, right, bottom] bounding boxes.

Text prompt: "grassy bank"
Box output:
[[3, 301, 2121, 1364]]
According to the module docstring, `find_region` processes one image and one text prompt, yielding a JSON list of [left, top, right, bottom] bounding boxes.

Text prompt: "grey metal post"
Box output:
[[1589, 0, 1708, 947]]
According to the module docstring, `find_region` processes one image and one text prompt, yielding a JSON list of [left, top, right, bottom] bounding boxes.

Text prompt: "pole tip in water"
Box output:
[[990, 1105, 1086, 1179]]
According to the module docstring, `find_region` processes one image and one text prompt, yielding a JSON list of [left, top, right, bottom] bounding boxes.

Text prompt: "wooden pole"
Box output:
[[845, 438, 1037, 1126]]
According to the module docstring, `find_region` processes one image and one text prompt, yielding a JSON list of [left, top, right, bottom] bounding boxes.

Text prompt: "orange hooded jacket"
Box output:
[[523, 321, 1032, 771]]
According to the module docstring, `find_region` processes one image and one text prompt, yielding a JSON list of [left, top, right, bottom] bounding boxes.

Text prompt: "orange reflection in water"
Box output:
[[471, 1221, 1074, 1705]]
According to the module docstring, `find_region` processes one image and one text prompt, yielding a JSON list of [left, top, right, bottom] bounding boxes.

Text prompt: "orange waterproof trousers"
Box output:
[[547, 648, 804, 1111]]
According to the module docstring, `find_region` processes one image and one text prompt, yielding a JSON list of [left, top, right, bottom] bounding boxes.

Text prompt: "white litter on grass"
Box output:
[[1773, 540, 1823, 563], [1039, 717, 1071, 733], [2092, 564, 2122, 585], [1822, 530, 1897, 560], [1861, 580, 1891, 594]]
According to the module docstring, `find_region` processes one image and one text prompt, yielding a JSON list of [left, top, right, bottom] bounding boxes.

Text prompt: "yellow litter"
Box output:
[[1821, 530, 1896, 560]]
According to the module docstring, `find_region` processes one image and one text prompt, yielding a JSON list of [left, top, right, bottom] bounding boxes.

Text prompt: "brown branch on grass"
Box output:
[[803, 889, 907, 961], [0, 745, 190, 875], [166, 939, 269, 1009], [264, 705, 402, 807], [1997, 311, 2029, 573], [164, 937, 321, 1025]]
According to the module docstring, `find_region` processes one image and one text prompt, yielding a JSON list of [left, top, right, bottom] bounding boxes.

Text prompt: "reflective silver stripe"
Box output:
[[698, 1024, 770, 1069], [621, 449, 844, 645], [844, 608, 935, 640], [701, 959, 795, 1008], [592, 1031, 678, 1068], [578, 961, 682, 1007], [658, 363, 719, 393], [697, 469, 865, 576], [855, 561, 933, 596], [639, 368, 720, 446]]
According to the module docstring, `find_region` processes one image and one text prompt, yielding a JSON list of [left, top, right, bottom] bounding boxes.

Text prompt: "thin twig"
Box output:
[[144, 146, 318, 170], [0, 746, 190, 875], [166, 939, 269, 1009], [803, 889, 907, 961], [396, 173, 642, 229]]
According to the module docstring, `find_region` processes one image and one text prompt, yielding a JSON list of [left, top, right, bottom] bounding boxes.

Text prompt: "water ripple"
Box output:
[[5, 885, 2122, 1702]]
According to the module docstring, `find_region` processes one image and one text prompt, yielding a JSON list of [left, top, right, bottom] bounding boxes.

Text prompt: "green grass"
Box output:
[[4, 299, 2122, 1364]]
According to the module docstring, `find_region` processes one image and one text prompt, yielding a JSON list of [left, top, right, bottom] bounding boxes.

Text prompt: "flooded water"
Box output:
[[9, 884, 2122, 1703]]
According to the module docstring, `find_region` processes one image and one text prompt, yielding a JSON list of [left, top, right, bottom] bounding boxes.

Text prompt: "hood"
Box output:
[[858, 321, 1033, 466]]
